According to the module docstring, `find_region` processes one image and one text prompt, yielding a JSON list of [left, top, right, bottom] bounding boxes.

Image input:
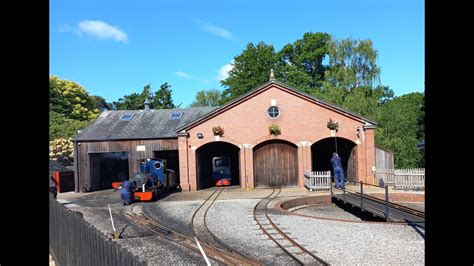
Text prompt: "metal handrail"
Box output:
[[333, 181, 390, 221]]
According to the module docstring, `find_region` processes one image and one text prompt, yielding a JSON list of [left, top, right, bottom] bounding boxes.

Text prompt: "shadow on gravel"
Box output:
[[331, 198, 386, 222]]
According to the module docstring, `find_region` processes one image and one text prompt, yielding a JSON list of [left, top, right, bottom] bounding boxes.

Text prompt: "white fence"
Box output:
[[394, 169, 425, 190], [304, 171, 331, 191], [375, 168, 425, 190], [375, 168, 396, 185]]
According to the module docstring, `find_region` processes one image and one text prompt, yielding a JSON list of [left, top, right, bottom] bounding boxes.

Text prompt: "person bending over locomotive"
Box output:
[[330, 152, 345, 189], [120, 180, 137, 206]]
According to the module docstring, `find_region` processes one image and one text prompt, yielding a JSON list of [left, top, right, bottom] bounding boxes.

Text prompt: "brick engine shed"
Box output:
[[73, 79, 376, 192]]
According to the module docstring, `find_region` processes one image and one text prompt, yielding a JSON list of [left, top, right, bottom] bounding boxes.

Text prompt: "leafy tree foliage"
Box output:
[[49, 111, 90, 141], [190, 89, 222, 107], [275, 32, 331, 93], [91, 95, 113, 111], [49, 76, 107, 144], [220, 42, 276, 103], [113, 83, 175, 110], [49, 76, 101, 121], [153, 82, 175, 109], [376, 92, 424, 168]]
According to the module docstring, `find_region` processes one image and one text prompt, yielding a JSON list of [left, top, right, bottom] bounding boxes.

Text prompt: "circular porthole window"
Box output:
[[154, 161, 161, 169], [267, 106, 280, 119]]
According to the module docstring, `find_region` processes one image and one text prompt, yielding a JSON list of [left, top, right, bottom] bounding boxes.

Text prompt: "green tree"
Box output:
[[113, 84, 152, 110], [324, 38, 380, 91], [275, 32, 331, 93], [91, 95, 113, 111], [153, 82, 175, 109], [319, 38, 393, 121], [49, 76, 101, 121], [49, 111, 91, 140], [220, 42, 276, 104], [113, 83, 175, 110], [375, 92, 424, 168], [190, 89, 222, 107]]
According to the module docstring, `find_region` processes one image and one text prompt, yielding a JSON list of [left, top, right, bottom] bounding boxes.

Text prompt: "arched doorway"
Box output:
[[196, 142, 240, 190], [311, 137, 357, 182], [253, 140, 298, 188]]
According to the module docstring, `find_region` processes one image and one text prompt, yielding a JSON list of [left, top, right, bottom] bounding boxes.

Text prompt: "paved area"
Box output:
[[55, 186, 424, 265]]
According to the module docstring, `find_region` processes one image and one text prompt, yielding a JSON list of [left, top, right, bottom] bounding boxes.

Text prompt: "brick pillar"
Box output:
[[356, 136, 367, 183], [298, 144, 311, 188], [188, 148, 197, 191], [240, 146, 246, 190], [178, 133, 190, 191], [364, 128, 376, 185], [245, 147, 255, 189]]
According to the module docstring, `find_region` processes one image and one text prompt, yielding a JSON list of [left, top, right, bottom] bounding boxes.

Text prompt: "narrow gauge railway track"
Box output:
[[127, 210, 259, 265], [253, 189, 329, 266], [191, 187, 262, 265]]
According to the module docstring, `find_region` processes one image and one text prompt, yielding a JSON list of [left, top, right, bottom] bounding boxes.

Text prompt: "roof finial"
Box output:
[[144, 97, 150, 111], [270, 69, 275, 81]]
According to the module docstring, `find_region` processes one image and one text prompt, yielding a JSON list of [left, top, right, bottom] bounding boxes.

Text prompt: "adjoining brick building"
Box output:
[[73, 78, 376, 192]]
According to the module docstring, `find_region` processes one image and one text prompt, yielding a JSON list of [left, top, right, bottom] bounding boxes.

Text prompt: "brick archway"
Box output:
[[195, 141, 241, 190]]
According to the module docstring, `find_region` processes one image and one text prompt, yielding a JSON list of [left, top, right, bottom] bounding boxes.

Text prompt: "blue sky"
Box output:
[[50, 0, 424, 108]]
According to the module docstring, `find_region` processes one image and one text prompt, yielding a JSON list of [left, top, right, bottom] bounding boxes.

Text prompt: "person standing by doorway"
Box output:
[[331, 152, 345, 189]]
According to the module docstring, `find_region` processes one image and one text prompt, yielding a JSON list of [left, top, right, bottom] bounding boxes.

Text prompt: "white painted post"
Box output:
[[108, 204, 117, 239], [195, 236, 211, 266]]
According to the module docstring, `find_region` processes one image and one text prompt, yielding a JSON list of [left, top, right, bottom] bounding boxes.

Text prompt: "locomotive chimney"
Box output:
[[144, 97, 150, 111]]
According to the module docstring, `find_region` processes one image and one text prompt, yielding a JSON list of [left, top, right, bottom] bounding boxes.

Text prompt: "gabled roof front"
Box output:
[[177, 80, 377, 132], [74, 107, 217, 141]]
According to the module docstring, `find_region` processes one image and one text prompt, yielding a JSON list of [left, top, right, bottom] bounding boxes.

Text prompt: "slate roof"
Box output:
[[74, 107, 218, 141]]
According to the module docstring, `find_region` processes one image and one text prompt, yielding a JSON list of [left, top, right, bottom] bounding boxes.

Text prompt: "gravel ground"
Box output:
[[143, 200, 203, 237], [206, 198, 298, 265], [268, 204, 425, 265], [61, 189, 424, 265], [72, 205, 210, 265]]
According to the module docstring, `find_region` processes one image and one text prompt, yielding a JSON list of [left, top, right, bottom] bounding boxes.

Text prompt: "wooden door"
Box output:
[[253, 141, 298, 187], [346, 146, 357, 183]]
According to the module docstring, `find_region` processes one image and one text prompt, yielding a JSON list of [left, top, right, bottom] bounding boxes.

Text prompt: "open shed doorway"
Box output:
[[311, 137, 356, 181], [196, 142, 240, 190], [89, 152, 129, 191], [154, 150, 180, 181]]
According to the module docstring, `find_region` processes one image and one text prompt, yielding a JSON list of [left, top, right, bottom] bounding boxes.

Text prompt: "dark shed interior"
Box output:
[[89, 152, 129, 191], [196, 142, 240, 190]]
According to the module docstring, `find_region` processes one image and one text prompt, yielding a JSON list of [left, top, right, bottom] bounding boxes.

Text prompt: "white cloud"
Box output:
[[77, 20, 128, 43], [175, 71, 191, 79], [195, 19, 235, 40], [217, 62, 234, 81]]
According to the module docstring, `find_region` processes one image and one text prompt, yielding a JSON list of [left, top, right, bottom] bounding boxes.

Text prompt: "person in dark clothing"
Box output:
[[330, 152, 345, 189], [49, 175, 58, 198], [120, 180, 137, 206]]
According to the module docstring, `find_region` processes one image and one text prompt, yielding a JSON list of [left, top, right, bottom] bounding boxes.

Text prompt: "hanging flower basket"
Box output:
[[269, 124, 281, 136], [212, 126, 224, 137], [327, 119, 339, 131]]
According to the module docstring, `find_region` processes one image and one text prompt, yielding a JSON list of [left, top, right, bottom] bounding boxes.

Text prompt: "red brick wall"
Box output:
[[179, 83, 376, 191], [369, 193, 425, 203]]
